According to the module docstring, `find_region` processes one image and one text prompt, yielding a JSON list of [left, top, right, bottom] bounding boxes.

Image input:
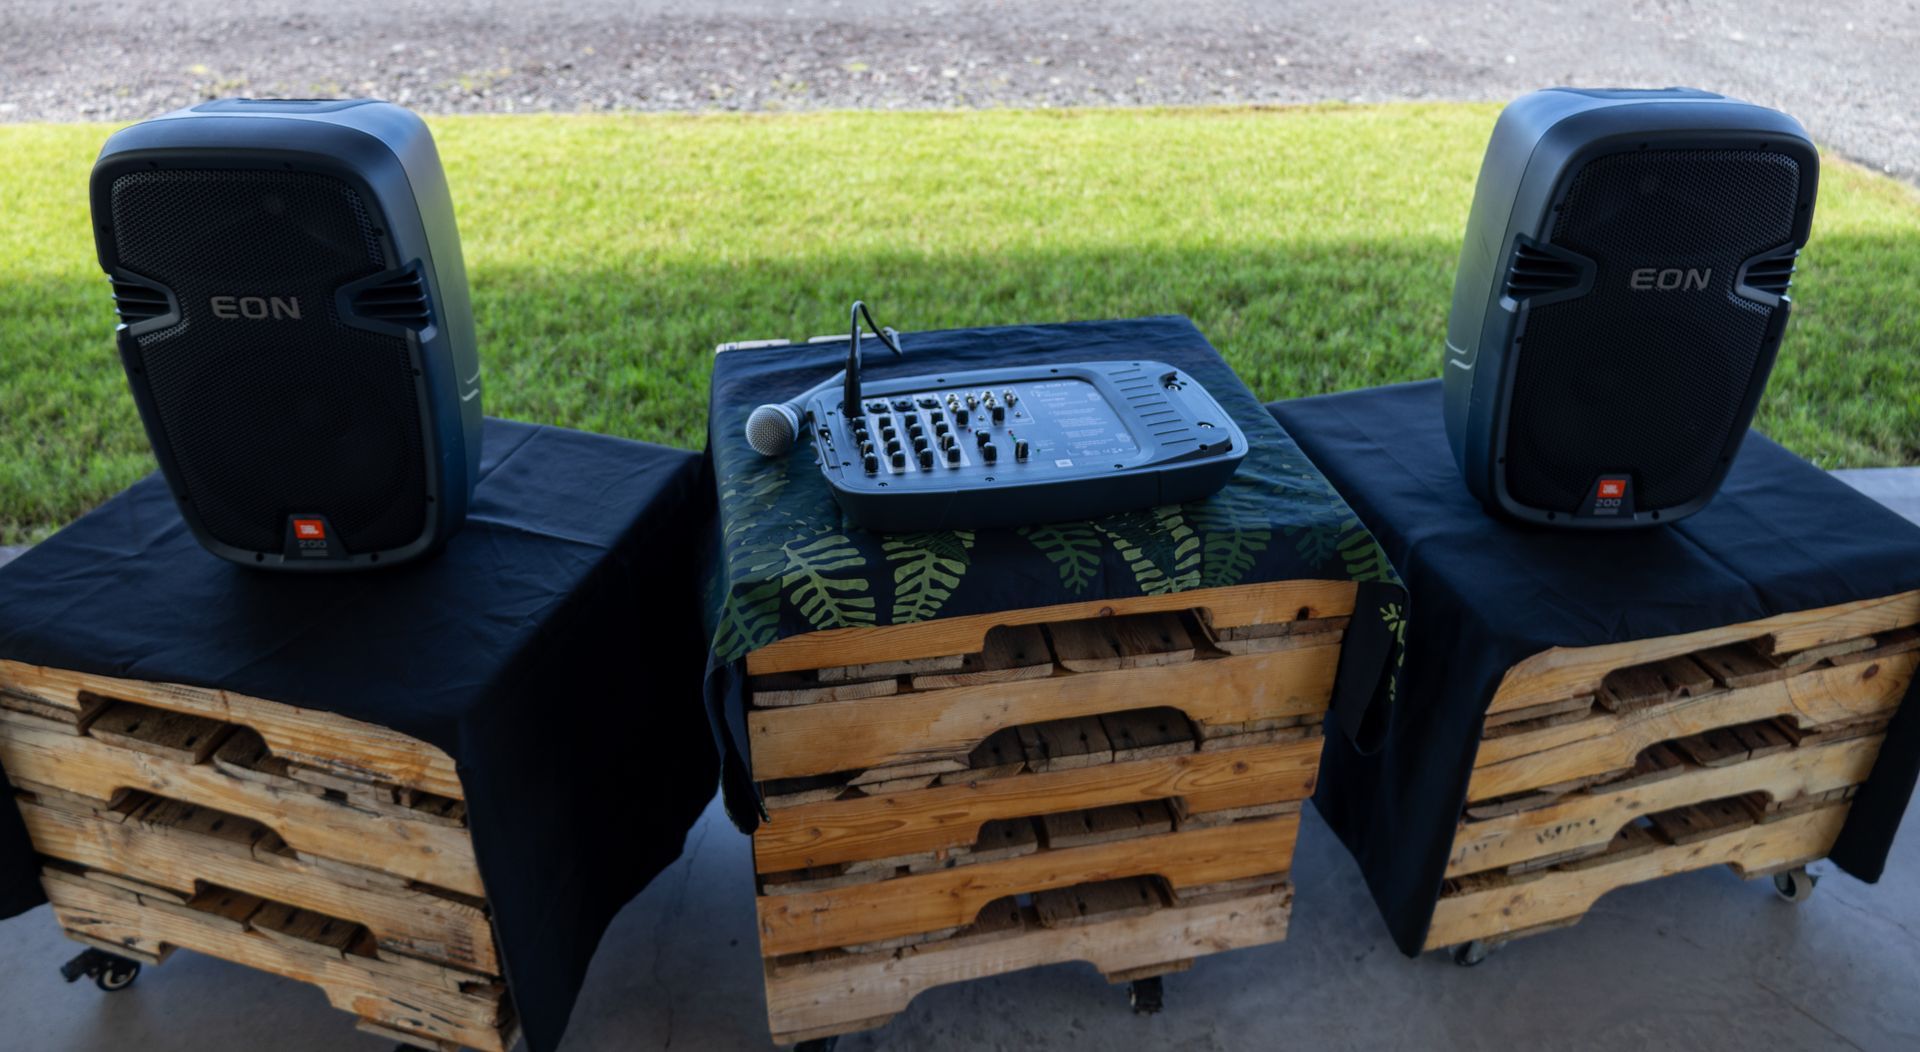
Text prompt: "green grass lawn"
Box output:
[[3, 104, 1916, 544]]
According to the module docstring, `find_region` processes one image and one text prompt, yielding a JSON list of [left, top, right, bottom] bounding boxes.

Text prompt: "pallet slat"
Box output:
[[1427, 805, 1848, 950], [0, 716, 482, 896], [15, 792, 497, 972], [756, 813, 1299, 957], [1467, 654, 1913, 803], [763, 884, 1293, 1045], [748, 642, 1340, 782], [0, 661, 462, 800], [42, 874, 512, 1052], [751, 736, 1321, 873]]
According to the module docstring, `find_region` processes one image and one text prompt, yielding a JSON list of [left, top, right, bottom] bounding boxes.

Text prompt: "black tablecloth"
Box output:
[[1269, 380, 1920, 955], [703, 316, 1408, 828], [0, 418, 719, 1052]]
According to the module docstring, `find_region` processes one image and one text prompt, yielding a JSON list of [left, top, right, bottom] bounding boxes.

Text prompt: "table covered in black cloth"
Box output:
[[1268, 380, 1920, 955], [0, 418, 719, 1052], [702, 315, 1407, 829]]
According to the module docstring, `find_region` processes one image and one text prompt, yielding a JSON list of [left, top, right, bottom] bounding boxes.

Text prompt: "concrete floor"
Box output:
[[2, 472, 1918, 1051], [2, 798, 1918, 1052]]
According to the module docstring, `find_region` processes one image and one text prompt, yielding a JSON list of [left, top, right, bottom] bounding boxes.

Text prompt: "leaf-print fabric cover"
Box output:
[[702, 316, 1405, 827]]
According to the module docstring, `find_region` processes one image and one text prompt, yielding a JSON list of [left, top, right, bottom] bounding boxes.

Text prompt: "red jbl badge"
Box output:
[[293, 519, 327, 540], [1597, 479, 1627, 500]]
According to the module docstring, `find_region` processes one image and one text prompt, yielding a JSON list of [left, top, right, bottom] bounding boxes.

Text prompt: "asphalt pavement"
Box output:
[[2, 0, 1917, 179]]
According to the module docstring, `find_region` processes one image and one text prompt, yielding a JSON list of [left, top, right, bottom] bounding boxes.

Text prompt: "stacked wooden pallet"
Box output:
[[745, 580, 1351, 1047], [1428, 591, 1920, 960], [0, 660, 514, 1052]]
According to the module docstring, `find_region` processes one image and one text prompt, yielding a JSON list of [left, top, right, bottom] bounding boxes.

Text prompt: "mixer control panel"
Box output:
[[806, 360, 1247, 531]]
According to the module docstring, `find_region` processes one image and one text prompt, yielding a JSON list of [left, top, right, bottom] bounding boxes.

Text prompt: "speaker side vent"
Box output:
[[108, 277, 174, 326], [1504, 242, 1585, 300], [346, 267, 432, 329], [1740, 250, 1798, 298]]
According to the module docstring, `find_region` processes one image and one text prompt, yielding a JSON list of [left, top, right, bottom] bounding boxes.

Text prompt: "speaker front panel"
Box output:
[[1503, 147, 1803, 516], [107, 168, 428, 557]]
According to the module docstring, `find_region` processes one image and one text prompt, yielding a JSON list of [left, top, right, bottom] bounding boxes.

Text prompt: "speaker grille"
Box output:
[[1505, 148, 1801, 513], [108, 169, 428, 556]]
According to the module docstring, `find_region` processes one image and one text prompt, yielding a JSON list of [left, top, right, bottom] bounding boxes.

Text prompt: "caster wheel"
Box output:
[[1773, 867, 1818, 904], [794, 1038, 839, 1052], [60, 948, 142, 991], [1451, 940, 1491, 967], [1129, 976, 1164, 1015], [94, 960, 140, 991]]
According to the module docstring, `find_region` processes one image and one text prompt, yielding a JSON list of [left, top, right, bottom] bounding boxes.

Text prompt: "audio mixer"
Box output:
[[801, 360, 1247, 531]]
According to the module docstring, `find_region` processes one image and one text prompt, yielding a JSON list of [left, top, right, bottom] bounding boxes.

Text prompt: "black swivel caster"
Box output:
[[1451, 940, 1492, 967], [1129, 976, 1165, 1015], [794, 1038, 839, 1052], [59, 948, 142, 991], [1773, 866, 1819, 904]]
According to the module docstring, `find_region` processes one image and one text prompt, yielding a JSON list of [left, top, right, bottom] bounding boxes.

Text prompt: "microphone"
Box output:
[[745, 371, 846, 457]]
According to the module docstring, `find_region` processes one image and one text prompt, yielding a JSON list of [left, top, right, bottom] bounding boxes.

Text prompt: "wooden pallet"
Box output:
[[42, 865, 516, 1051], [1427, 801, 1849, 951], [746, 582, 1341, 1043], [764, 878, 1293, 1045], [0, 666, 508, 1051], [1430, 592, 1920, 952]]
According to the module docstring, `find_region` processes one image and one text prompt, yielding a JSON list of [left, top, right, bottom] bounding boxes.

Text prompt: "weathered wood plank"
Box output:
[[1031, 877, 1165, 928], [1018, 716, 1114, 772], [751, 736, 1321, 873], [1049, 615, 1195, 673], [909, 625, 1056, 690], [756, 813, 1299, 957], [1468, 653, 1913, 802], [0, 717, 483, 896], [1485, 590, 1920, 716], [762, 884, 1293, 1045], [1039, 801, 1175, 849], [749, 643, 1340, 782], [0, 661, 463, 800], [744, 580, 1357, 676], [43, 876, 511, 1052], [1426, 805, 1848, 950], [16, 794, 496, 973], [1598, 657, 1717, 714]]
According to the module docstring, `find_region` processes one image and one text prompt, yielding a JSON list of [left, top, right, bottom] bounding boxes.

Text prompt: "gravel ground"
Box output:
[[1, 0, 1916, 179]]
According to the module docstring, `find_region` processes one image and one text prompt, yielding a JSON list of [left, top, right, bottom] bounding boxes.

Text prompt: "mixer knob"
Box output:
[[934, 421, 950, 437], [1014, 439, 1030, 462], [975, 429, 991, 447], [955, 408, 969, 426], [991, 405, 1006, 424], [863, 453, 880, 474], [886, 439, 902, 456], [859, 441, 875, 458], [965, 394, 977, 409], [981, 443, 998, 464], [918, 448, 934, 469], [890, 450, 906, 469], [945, 445, 961, 466]]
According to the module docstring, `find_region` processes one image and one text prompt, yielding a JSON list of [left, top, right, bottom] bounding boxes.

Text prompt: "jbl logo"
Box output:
[[1629, 268, 1711, 291], [211, 295, 302, 320]]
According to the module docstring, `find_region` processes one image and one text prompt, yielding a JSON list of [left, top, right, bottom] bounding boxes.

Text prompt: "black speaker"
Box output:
[[91, 98, 483, 570], [1442, 88, 1818, 527]]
